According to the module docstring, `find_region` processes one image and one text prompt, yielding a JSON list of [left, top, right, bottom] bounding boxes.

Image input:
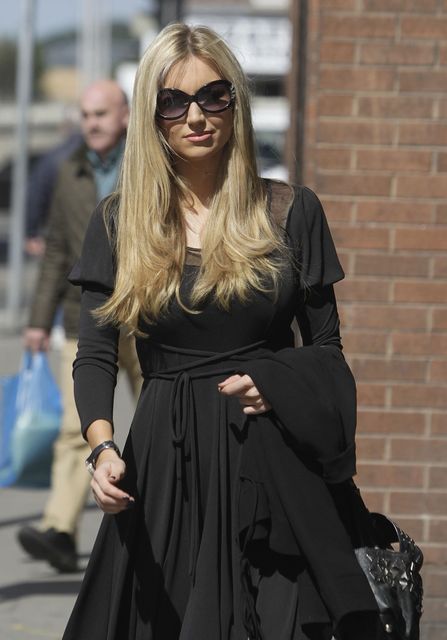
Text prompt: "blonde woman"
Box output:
[[63, 23, 384, 640]]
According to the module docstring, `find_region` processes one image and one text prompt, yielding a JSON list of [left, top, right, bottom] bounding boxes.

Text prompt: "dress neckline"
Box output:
[[185, 246, 202, 267]]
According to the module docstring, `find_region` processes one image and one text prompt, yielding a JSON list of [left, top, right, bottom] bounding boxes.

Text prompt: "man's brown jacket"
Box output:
[[29, 144, 103, 338]]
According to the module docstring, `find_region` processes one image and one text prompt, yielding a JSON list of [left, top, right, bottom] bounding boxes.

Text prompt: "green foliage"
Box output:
[[0, 40, 17, 98], [0, 38, 45, 99], [0, 21, 138, 100]]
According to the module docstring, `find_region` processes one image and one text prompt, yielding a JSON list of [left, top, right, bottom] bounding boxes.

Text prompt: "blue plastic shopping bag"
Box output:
[[0, 351, 62, 487], [0, 372, 20, 486]]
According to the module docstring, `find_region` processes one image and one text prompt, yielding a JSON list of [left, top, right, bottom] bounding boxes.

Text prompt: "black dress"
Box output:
[[62, 183, 379, 640]]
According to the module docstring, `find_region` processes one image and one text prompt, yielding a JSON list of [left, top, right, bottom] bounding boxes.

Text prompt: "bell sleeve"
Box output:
[[286, 186, 345, 349], [239, 186, 356, 482], [68, 206, 120, 438], [68, 204, 116, 292], [287, 185, 344, 289]]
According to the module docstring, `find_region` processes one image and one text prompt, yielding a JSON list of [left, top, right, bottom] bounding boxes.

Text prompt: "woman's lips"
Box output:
[[185, 132, 213, 142]]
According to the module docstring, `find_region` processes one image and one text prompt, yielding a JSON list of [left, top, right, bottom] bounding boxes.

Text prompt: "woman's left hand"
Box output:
[[218, 374, 271, 415]]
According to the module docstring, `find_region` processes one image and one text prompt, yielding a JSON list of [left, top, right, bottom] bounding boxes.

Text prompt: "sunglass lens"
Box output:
[[157, 89, 188, 119], [198, 82, 232, 112]]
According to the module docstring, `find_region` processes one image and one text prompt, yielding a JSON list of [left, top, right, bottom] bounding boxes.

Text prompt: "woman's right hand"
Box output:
[[90, 451, 135, 514]]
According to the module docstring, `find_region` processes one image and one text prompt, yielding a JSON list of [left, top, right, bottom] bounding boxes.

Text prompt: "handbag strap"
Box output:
[[371, 512, 423, 563]]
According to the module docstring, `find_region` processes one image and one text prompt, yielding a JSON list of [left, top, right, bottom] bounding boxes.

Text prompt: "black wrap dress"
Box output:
[[62, 182, 379, 640]]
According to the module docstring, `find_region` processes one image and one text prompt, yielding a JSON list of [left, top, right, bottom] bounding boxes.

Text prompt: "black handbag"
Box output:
[[355, 512, 424, 640]]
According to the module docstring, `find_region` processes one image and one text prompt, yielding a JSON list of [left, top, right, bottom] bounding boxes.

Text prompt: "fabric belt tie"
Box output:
[[144, 340, 266, 584]]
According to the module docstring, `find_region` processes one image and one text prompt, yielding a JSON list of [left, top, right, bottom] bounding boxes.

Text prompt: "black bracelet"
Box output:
[[85, 440, 121, 475]]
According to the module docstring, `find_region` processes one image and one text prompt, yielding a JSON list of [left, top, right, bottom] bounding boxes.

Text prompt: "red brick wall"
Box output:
[[301, 1, 447, 637]]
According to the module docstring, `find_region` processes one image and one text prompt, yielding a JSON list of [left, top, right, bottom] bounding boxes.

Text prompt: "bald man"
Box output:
[[17, 80, 141, 572]]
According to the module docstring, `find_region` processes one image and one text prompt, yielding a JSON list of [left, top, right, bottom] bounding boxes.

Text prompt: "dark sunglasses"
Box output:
[[156, 79, 235, 120]]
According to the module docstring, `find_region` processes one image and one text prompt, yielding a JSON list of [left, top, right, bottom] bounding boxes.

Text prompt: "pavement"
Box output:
[[0, 258, 135, 640], [0, 487, 100, 639]]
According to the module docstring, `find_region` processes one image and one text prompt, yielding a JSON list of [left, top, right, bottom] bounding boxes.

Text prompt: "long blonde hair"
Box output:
[[97, 23, 286, 333]]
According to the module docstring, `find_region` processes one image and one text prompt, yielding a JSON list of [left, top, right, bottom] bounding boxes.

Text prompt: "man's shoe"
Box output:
[[17, 525, 78, 573]]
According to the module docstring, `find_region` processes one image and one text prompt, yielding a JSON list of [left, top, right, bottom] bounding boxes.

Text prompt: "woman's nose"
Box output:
[[186, 101, 206, 125]]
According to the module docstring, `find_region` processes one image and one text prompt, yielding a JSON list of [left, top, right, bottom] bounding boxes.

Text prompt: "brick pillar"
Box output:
[[301, 1, 447, 636]]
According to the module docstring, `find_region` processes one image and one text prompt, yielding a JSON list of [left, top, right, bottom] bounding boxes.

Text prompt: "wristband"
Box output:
[[85, 440, 121, 475]]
